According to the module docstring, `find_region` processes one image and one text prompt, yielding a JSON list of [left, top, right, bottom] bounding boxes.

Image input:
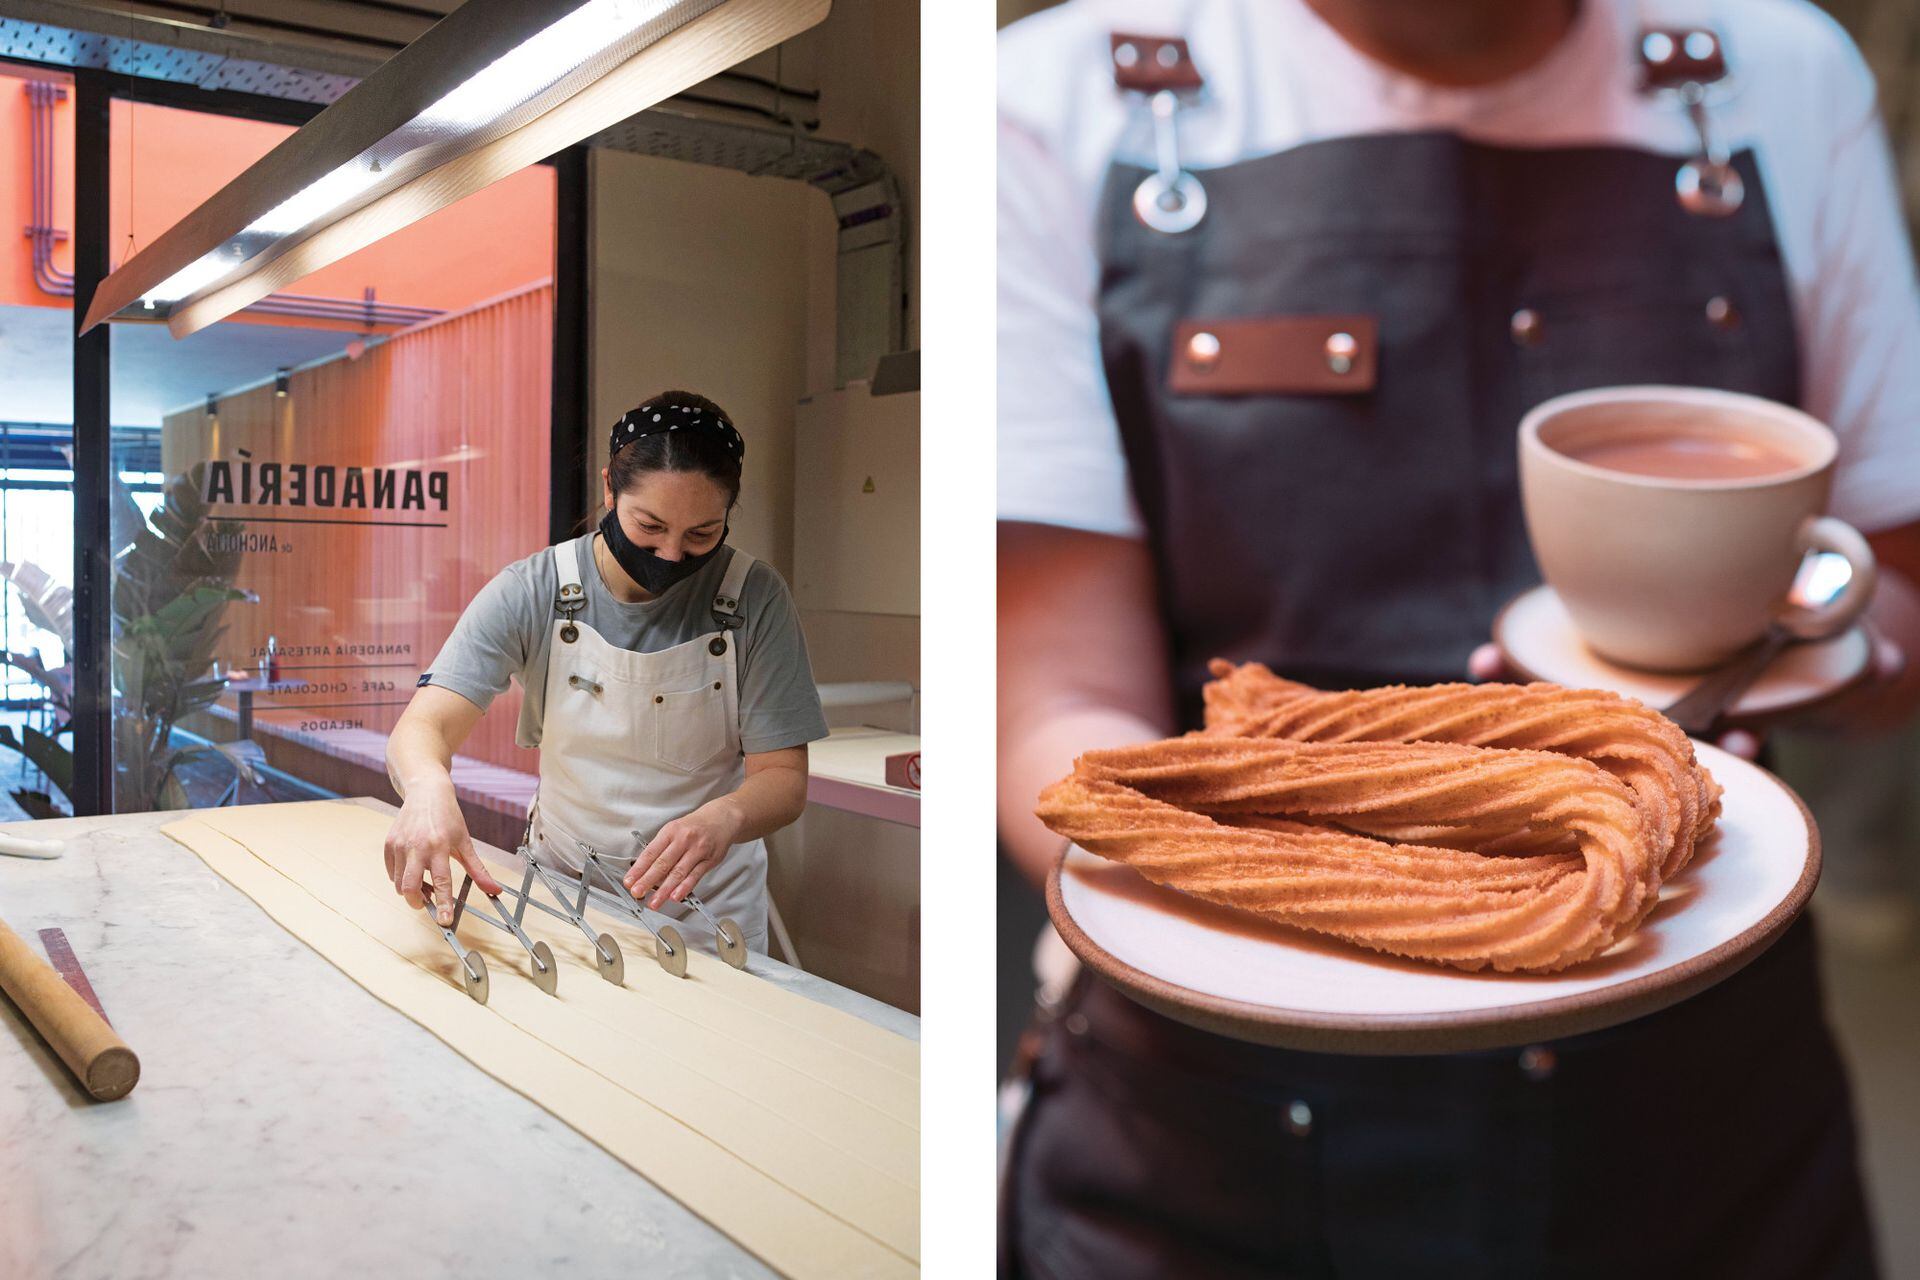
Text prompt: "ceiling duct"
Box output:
[[75, 0, 831, 337], [1, 0, 904, 381]]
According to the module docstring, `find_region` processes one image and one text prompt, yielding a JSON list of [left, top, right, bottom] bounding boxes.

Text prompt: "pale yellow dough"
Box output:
[[163, 800, 918, 1279]]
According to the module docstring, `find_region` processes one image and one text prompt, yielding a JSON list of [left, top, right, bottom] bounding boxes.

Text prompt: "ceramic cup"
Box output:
[[1518, 385, 1877, 672]]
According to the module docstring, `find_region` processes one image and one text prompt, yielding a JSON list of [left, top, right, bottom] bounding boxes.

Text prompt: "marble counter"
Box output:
[[0, 802, 917, 1280]]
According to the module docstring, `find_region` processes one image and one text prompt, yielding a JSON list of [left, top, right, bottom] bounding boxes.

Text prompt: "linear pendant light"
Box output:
[[81, 0, 830, 339]]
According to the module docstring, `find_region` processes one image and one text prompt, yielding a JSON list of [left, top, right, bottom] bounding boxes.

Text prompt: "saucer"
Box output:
[[1493, 585, 1871, 721], [1049, 741, 1818, 1054]]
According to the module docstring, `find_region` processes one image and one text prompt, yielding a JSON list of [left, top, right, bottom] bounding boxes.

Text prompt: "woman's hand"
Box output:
[[624, 801, 746, 909], [384, 780, 501, 925]]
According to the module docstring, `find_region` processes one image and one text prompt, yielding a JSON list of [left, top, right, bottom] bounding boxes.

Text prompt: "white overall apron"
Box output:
[[526, 538, 768, 951]]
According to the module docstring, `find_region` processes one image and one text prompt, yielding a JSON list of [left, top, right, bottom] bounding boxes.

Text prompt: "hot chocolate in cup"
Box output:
[[1518, 385, 1877, 673]]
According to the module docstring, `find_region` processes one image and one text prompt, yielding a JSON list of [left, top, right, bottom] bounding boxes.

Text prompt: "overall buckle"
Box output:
[[1639, 27, 1743, 216], [1112, 33, 1208, 234], [555, 582, 585, 643]]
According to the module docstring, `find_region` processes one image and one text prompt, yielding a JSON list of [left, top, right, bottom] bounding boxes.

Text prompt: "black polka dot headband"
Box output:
[[610, 403, 745, 462]]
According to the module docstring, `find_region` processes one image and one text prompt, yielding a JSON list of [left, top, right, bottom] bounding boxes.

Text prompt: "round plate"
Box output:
[[530, 940, 558, 996], [595, 932, 625, 986], [715, 918, 748, 969], [461, 950, 490, 1005], [1047, 741, 1819, 1054], [1494, 584, 1871, 721], [655, 924, 689, 978]]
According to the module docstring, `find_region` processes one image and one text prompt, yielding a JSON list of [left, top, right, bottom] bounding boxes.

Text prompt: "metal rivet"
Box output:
[[1284, 1099, 1313, 1136], [1187, 330, 1221, 369], [1683, 31, 1715, 60], [1064, 1012, 1089, 1037], [1114, 41, 1138, 68], [1325, 331, 1358, 374], [1677, 161, 1745, 216], [1705, 295, 1739, 329], [1510, 308, 1544, 346], [1642, 31, 1674, 63], [1155, 42, 1180, 67], [1519, 1045, 1556, 1081]]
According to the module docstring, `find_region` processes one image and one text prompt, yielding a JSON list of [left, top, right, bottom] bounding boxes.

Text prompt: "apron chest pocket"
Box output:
[[652, 683, 729, 772]]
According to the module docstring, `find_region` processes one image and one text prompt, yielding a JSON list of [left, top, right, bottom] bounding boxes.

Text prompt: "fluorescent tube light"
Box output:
[[141, 249, 244, 309], [417, 0, 681, 133], [246, 157, 387, 239]]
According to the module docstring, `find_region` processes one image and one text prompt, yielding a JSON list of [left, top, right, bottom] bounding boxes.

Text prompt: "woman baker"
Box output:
[[998, 0, 1920, 1274], [385, 389, 826, 966]]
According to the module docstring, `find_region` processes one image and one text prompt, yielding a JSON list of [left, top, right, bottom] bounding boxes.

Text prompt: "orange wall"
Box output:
[[0, 67, 70, 309], [1, 66, 555, 325], [161, 283, 554, 775]]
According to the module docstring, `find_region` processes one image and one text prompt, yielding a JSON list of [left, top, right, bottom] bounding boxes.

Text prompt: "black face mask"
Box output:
[[599, 510, 726, 596]]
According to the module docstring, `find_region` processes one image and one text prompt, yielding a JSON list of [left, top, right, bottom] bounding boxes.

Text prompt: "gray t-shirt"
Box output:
[[421, 536, 828, 755]]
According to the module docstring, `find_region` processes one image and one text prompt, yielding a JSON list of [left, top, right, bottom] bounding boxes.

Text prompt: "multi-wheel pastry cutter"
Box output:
[[423, 822, 748, 1004]]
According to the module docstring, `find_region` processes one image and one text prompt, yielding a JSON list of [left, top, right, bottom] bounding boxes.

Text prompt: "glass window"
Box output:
[[0, 67, 76, 816], [106, 95, 555, 813]]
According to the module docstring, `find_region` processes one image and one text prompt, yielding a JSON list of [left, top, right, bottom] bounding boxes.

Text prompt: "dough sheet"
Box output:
[[163, 800, 918, 1278]]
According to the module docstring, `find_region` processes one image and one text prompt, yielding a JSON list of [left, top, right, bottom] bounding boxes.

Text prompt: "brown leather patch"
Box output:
[[1110, 33, 1203, 94], [1168, 315, 1378, 396], [1637, 27, 1727, 89]]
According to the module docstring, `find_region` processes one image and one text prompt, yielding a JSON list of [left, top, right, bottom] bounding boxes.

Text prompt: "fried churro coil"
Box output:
[[1039, 736, 1662, 974], [1202, 661, 1721, 881]]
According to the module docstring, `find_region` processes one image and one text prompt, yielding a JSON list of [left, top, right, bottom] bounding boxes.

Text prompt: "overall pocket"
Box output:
[[652, 681, 729, 772]]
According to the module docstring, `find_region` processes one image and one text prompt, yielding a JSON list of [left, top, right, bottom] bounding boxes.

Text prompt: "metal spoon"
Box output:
[[1663, 552, 1856, 736]]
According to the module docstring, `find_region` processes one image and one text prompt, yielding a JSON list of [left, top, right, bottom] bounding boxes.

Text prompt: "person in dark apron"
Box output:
[[998, 3, 1920, 1275]]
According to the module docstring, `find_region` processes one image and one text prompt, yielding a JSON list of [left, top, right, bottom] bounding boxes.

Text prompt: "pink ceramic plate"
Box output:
[[1048, 741, 1818, 1054]]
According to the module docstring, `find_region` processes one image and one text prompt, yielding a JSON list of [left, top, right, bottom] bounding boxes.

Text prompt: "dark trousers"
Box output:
[[1004, 914, 1877, 1279]]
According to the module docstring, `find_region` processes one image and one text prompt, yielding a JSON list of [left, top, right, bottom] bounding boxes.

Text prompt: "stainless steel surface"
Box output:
[[581, 846, 686, 977], [529, 938, 557, 997], [716, 918, 748, 970], [462, 948, 489, 1004], [656, 923, 689, 979], [680, 889, 749, 966], [595, 931, 625, 985], [423, 879, 490, 1004]]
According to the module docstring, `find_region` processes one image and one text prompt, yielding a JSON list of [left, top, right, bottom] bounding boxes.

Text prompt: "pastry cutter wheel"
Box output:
[[627, 829, 750, 969], [471, 824, 699, 982], [418, 827, 747, 1001], [420, 873, 558, 1004]]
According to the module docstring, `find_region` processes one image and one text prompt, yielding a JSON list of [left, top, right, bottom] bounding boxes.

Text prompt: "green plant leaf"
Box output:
[[9, 789, 69, 820], [0, 724, 75, 797]]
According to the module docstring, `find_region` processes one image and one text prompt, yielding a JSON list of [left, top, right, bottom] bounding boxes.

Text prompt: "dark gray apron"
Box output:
[[1102, 130, 1798, 719], [1006, 42, 1876, 1280]]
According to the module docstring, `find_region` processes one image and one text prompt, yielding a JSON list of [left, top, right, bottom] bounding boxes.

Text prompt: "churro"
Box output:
[[1039, 736, 1659, 974], [1038, 668, 1720, 974], [1202, 662, 1720, 881]]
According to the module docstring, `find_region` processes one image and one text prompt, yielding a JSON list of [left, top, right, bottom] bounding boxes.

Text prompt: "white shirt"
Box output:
[[998, 0, 1920, 537]]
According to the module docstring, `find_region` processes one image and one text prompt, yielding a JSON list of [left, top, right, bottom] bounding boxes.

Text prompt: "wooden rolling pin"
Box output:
[[0, 913, 139, 1101]]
